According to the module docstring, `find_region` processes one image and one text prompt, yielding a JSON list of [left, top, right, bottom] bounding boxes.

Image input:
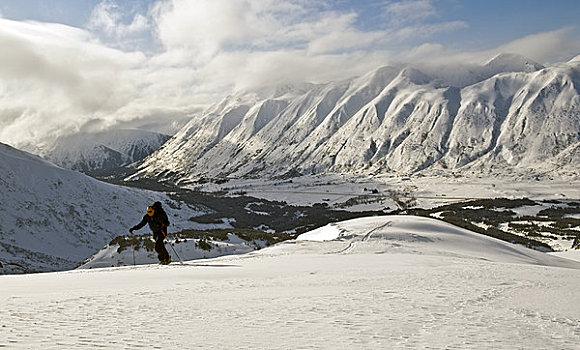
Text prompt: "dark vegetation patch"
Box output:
[[111, 228, 297, 254], [408, 198, 580, 252]]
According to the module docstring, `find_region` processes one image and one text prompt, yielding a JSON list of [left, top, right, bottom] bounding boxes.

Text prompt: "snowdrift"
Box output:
[[297, 215, 580, 268]]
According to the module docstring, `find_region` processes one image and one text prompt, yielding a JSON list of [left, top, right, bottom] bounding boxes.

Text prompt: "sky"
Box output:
[[0, 0, 579, 152]]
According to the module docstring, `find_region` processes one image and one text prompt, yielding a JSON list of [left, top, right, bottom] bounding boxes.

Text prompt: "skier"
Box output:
[[130, 201, 172, 265]]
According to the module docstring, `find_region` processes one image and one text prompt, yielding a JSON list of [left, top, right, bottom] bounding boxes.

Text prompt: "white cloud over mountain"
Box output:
[[0, 18, 144, 150], [0, 0, 578, 155], [88, 0, 150, 41]]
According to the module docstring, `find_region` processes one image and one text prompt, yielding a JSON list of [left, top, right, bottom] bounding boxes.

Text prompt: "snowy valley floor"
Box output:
[[1, 216, 580, 349]]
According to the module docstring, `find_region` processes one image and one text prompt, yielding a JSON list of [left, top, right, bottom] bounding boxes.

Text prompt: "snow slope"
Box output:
[[0, 142, 204, 274], [1, 215, 579, 349], [132, 53, 580, 183], [296, 215, 578, 268]]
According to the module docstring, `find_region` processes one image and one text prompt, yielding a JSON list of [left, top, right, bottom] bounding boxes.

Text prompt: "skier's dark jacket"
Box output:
[[131, 202, 170, 233]]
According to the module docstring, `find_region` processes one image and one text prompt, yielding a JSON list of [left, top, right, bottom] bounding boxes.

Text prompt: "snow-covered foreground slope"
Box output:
[[2, 216, 579, 349], [0, 142, 204, 274]]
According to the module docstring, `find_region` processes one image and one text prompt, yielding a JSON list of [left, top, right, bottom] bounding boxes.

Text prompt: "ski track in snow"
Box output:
[[1, 216, 580, 349]]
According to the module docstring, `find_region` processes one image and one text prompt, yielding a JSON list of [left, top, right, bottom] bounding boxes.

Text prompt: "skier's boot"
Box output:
[[159, 257, 172, 265]]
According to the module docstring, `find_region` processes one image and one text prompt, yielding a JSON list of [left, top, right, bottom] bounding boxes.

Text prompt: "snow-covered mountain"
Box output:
[[2, 215, 579, 349], [0, 142, 203, 274], [43, 129, 170, 175], [132, 53, 579, 183]]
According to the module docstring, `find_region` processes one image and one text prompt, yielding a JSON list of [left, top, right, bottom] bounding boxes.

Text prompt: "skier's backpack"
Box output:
[[152, 201, 170, 226]]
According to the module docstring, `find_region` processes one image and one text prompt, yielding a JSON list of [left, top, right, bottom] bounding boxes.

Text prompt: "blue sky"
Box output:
[[438, 0, 580, 50], [0, 0, 579, 148], [0, 0, 578, 55]]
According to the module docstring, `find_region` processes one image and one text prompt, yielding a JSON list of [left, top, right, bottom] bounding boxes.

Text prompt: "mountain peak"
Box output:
[[484, 53, 544, 73], [397, 66, 432, 85]]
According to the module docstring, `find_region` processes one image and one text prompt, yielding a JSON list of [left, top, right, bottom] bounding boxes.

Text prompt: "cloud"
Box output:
[[88, 1, 122, 36], [384, 0, 436, 26], [151, 0, 261, 64], [143, 0, 401, 93], [389, 21, 468, 42], [305, 13, 386, 54], [87, 0, 152, 51], [492, 28, 580, 64], [0, 0, 578, 155], [148, 1, 396, 82], [0, 18, 144, 149], [379, 0, 469, 46], [397, 27, 580, 66]]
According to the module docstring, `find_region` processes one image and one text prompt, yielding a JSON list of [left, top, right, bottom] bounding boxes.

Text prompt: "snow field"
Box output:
[[196, 173, 580, 211], [1, 216, 579, 349]]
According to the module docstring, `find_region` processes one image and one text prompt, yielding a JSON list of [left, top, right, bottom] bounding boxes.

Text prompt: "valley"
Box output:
[[85, 174, 580, 268]]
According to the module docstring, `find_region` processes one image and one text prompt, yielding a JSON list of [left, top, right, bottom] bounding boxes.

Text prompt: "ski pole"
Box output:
[[162, 229, 184, 264], [130, 231, 136, 266]]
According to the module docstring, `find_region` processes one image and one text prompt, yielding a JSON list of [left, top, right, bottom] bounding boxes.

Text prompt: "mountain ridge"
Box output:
[[131, 53, 579, 184], [44, 128, 171, 175]]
